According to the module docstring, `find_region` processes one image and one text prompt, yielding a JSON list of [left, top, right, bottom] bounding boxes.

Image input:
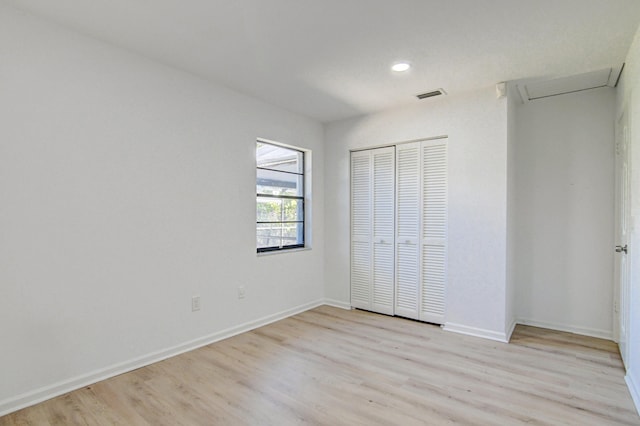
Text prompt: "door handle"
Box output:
[[616, 244, 628, 254]]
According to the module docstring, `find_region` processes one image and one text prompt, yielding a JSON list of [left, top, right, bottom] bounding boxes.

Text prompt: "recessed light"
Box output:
[[392, 62, 411, 72]]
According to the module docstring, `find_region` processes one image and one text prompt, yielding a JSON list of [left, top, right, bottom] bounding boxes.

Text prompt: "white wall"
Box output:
[[616, 22, 640, 415], [514, 87, 615, 339], [324, 87, 510, 341], [0, 5, 325, 414]]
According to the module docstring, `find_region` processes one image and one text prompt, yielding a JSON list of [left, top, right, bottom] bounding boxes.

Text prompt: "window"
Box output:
[[256, 141, 305, 252]]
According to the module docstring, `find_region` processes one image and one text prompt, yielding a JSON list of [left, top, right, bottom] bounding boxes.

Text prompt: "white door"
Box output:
[[420, 139, 447, 324], [372, 148, 396, 315], [350, 147, 395, 315], [352, 140, 447, 323], [395, 139, 448, 323], [395, 142, 421, 319], [350, 150, 372, 310], [614, 109, 631, 368]]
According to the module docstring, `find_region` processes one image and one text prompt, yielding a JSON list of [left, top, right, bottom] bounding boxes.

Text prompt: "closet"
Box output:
[[350, 138, 448, 324]]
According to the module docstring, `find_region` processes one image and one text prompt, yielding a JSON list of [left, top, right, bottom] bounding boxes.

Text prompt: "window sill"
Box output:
[[257, 247, 311, 257]]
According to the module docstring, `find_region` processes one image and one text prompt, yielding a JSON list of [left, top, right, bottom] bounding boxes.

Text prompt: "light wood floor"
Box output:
[[2, 306, 638, 425]]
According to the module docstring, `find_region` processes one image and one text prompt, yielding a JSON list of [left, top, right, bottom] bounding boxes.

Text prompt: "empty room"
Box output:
[[2, 0, 640, 424]]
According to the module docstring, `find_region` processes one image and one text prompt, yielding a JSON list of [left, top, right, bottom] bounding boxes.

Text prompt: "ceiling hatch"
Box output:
[[517, 66, 623, 102]]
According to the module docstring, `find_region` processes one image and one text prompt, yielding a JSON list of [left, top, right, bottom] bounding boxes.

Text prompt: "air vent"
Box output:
[[416, 89, 446, 100]]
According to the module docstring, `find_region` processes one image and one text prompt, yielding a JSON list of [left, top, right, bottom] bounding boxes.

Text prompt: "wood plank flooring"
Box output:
[[2, 306, 638, 425]]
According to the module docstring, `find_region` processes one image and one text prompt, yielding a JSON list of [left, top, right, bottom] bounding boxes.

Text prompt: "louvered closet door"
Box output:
[[352, 141, 446, 322], [371, 148, 395, 315], [350, 151, 372, 310], [395, 142, 421, 320], [421, 139, 447, 324], [350, 147, 395, 314]]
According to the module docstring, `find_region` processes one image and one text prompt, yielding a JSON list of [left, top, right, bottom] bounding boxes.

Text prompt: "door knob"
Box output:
[[616, 245, 628, 254]]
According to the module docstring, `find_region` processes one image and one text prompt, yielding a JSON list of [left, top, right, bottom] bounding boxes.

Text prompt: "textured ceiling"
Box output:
[[3, 0, 640, 122]]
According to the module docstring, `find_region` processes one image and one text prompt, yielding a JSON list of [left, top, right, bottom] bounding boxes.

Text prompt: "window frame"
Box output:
[[256, 140, 306, 253]]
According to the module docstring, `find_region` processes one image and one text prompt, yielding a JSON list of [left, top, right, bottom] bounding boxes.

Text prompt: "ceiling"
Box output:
[[3, 0, 640, 123]]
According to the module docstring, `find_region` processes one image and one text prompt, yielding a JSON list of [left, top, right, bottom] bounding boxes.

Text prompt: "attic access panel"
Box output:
[[519, 67, 622, 101]]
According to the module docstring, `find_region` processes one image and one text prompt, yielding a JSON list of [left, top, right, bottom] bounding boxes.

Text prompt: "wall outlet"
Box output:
[[192, 295, 201, 312], [237, 286, 246, 299]]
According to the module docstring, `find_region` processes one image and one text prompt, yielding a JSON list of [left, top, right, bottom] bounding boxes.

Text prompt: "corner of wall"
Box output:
[[443, 322, 511, 343], [323, 299, 351, 310], [626, 370, 640, 416]]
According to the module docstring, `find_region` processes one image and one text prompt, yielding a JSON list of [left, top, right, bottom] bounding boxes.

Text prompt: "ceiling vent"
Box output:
[[416, 88, 446, 100]]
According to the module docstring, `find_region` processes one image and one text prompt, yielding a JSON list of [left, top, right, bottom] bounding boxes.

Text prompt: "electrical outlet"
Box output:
[[192, 295, 201, 312], [238, 286, 246, 299]]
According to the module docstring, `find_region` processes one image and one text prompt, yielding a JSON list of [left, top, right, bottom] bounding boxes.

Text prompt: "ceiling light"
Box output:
[[392, 62, 411, 72]]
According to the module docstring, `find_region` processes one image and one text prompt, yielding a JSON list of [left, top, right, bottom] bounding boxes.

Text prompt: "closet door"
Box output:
[[350, 150, 372, 310], [420, 139, 447, 324], [352, 140, 446, 322], [371, 148, 395, 314], [350, 147, 395, 314], [395, 142, 421, 319]]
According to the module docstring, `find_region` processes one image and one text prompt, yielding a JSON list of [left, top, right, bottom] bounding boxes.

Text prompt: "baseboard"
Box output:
[[626, 369, 640, 416], [516, 318, 613, 340], [443, 322, 509, 343], [323, 298, 352, 310], [0, 299, 325, 417], [505, 318, 517, 342]]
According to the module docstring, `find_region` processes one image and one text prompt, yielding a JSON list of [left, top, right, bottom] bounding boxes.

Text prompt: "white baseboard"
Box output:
[[516, 318, 612, 340], [505, 318, 517, 342], [443, 322, 509, 343], [0, 299, 325, 417], [626, 369, 640, 416], [323, 298, 352, 310]]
